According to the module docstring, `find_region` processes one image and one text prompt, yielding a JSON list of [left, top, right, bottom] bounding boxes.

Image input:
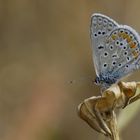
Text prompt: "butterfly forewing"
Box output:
[[90, 13, 119, 76]]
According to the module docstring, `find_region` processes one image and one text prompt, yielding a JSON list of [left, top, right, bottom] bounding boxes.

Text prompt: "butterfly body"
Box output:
[[91, 13, 140, 91], [95, 71, 119, 88]]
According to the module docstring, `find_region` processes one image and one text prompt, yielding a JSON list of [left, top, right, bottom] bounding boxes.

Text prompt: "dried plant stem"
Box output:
[[78, 81, 140, 140], [129, 93, 140, 104], [108, 111, 119, 140]]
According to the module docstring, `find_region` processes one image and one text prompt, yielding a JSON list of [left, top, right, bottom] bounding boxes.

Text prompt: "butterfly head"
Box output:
[[94, 76, 101, 85]]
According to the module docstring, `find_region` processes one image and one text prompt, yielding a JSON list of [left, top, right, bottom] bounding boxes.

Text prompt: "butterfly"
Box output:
[[91, 13, 140, 91]]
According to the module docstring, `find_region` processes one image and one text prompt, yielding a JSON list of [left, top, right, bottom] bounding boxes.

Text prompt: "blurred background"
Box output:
[[1, 0, 140, 140]]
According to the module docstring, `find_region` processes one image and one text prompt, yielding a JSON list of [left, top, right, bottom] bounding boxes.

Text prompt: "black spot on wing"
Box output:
[[98, 45, 104, 50]]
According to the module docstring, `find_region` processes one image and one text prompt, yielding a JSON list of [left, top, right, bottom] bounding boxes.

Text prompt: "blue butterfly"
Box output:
[[91, 13, 140, 91]]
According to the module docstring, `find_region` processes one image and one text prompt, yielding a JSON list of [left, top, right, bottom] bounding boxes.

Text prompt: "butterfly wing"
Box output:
[[104, 25, 140, 80], [90, 13, 119, 76]]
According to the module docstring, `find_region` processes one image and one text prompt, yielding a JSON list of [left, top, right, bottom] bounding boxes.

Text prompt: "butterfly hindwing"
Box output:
[[97, 25, 140, 81], [108, 26, 140, 78], [90, 13, 119, 76]]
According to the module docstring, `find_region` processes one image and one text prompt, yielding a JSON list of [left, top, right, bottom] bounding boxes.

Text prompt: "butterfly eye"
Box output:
[[94, 77, 100, 85], [104, 52, 108, 57]]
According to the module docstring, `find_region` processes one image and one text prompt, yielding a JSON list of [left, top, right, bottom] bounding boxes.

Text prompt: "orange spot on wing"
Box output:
[[111, 34, 117, 40], [130, 42, 137, 48], [126, 36, 132, 43], [118, 32, 123, 37], [122, 33, 129, 39], [132, 51, 139, 59]]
